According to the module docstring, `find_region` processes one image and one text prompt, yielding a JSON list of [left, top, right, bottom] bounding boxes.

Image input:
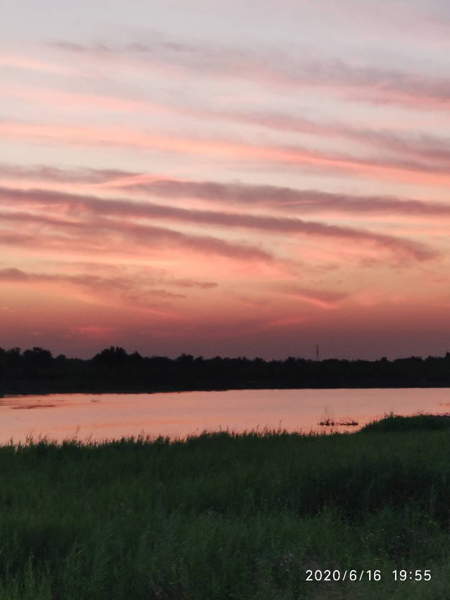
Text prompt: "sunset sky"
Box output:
[[1, 0, 450, 360]]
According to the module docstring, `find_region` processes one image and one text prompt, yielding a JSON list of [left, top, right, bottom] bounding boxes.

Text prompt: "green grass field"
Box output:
[[1, 415, 450, 599]]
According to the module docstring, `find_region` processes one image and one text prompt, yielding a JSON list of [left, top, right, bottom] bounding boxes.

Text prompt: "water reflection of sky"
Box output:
[[1, 389, 449, 444]]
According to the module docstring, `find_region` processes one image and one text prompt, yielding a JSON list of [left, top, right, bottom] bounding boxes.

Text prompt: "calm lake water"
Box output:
[[1, 388, 450, 444]]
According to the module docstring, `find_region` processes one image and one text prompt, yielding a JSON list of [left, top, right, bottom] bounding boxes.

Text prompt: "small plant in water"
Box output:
[[318, 417, 358, 427]]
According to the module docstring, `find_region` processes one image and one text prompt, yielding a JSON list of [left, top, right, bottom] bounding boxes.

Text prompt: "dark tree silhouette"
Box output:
[[1, 346, 450, 395]]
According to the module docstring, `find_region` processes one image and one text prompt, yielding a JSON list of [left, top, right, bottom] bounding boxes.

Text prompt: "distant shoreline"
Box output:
[[3, 346, 450, 396]]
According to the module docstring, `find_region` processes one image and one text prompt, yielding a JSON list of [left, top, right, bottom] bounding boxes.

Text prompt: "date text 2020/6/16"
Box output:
[[306, 569, 432, 582]]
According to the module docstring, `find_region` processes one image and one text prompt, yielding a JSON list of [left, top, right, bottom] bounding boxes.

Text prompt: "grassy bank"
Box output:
[[1, 417, 450, 599]]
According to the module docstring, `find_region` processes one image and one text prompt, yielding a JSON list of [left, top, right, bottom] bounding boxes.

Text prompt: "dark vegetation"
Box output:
[[2, 346, 450, 395], [1, 416, 450, 599], [361, 412, 450, 433]]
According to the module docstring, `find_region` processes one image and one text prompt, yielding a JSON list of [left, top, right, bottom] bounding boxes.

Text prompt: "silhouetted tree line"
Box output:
[[2, 346, 450, 395]]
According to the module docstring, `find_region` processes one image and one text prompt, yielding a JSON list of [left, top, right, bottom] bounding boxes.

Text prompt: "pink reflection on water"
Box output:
[[1, 388, 450, 444]]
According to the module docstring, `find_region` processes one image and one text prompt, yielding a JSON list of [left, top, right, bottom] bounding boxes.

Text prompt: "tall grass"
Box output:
[[1, 420, 450, 598]]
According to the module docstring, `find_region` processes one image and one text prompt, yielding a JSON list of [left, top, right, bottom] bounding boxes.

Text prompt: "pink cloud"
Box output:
[[1, 120, 449, 187], [279, 285, 349, 308], [3, 84, 169, 116], [0, 185, 438, 262], [0, 267, 190, 313], [0, 53, 66, 74], [215, 110, 450, 167], [2, 162, 449, 220], [0, 200, 279, 265], [70, 325, 114, 336], [5, 80, 450, 168], [51, 37, 450, 111]]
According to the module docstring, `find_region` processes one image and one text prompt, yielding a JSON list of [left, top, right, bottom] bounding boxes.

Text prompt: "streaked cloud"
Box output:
[[1, 120, 449, 187], [0, 267, 187, 309], [1, 163, 449, 219], [51, 36, 450, 111], [278, 284, 349, 308], [0, 185, 438, 262]]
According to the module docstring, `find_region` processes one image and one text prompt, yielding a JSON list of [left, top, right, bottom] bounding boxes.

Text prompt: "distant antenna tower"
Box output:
[[316, 344, 320, 361]]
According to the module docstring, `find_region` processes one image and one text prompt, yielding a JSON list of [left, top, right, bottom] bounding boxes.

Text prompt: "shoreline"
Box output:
[[3, 381, 450, 398]]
